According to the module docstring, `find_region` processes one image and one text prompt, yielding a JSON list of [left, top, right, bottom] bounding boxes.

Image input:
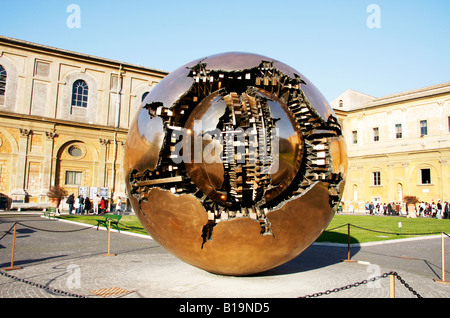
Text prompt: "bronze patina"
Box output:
[[124, 52, 347, 276]]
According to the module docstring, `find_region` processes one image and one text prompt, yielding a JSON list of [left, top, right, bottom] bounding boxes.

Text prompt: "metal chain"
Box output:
[[394, 272, 423, 298], [325, 224, 348, 231], [15, 221, 93, 233], [0, 219, 434, 298], [0, 221, 92, 298], [0, 223, 16, 242], [299, 271, 422, 298], [350, 224, 442, 236], [0, 269, 88, 298], [327, 223, 443, 236], [0, 221, 93, 237]]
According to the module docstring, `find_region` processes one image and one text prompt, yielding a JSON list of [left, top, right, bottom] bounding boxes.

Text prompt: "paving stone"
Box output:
[[0, 214, 448, 299]]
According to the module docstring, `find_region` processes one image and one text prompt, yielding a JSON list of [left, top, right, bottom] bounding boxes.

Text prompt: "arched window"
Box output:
[[0, 65, 7, 97], [71, 80, 89, 108], [339, 100, 343, 107], [142, 91, 149, 102]]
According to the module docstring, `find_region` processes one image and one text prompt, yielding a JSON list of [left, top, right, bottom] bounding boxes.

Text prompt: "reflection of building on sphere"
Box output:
[[124, 52, 347, 276]]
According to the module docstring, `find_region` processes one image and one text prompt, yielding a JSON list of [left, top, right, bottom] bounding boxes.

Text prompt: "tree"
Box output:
[[47, 185, 68, 208], [403, 195, 419, 205]]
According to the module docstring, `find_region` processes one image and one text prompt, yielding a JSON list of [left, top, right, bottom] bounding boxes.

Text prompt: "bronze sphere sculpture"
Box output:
[[124, 52, 347, 276]]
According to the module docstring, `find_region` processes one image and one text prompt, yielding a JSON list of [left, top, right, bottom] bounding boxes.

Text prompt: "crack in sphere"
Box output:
[[124, 52, 348, 276]]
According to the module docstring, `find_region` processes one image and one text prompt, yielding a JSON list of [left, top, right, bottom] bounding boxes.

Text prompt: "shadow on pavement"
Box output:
[[256, 232, 360, 276], [0, 255, 68, 269]]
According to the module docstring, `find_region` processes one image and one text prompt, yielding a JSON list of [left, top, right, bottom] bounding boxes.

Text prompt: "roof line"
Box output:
[[0, 34, 169, 76], [343, 88, 377, 99], [334, 82, 450, 111], [371, 82, 450, 103]]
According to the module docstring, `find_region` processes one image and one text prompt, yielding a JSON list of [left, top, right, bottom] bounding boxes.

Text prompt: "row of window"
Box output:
[[1, 64, 90, 108], [0, 64, 150, 109], [351, 119, 450, 144], [372, 168, 431, 186]]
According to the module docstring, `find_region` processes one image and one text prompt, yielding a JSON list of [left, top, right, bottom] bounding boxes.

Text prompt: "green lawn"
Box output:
[[319, 214, 450, 244], [58, 213, 450, 244], [59, 214, 148, 236]]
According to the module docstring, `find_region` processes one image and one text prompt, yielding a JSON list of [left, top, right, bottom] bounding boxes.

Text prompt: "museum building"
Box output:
[[331, 84, 450, 212], [0, 35, 167, 210], [0, 35, 449, 212]]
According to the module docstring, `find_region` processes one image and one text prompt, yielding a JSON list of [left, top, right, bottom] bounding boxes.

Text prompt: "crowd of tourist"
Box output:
[[65, 193, 123, 215], [416, 200, 449, 219], [363, 200, 449, 219]]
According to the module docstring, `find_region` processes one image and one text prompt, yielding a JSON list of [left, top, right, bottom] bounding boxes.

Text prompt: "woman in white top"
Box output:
[[74, 197, 80, 214]]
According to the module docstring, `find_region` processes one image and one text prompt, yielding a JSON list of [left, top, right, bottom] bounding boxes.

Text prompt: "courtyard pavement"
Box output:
[[0, 212, 448, 303]]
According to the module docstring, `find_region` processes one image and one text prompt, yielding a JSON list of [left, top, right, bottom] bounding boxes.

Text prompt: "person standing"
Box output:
[[116, 196, 122, 214], [437, 200, 442, 219], [93, 194, 100, 215], [74, 196, 80, 214], [66, 193, 75, 214], [444, 201, 449, 219], [369, 202, 374, 215], [77, 195, 84, 214], [432, 202, 437, 218], [100, 197, 106, 214], [84, 197, 91, 214]]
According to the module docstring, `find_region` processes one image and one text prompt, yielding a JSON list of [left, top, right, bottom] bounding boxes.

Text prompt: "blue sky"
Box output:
[[2, 0, 449, 102]]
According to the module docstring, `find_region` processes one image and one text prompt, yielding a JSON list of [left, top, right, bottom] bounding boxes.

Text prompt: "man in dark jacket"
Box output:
[[444, 201, 449, 219], [66, 193, 75, 214]]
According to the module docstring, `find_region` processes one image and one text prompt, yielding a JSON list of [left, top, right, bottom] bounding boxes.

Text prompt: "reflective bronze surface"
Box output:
[[124, 52, 347, 276]]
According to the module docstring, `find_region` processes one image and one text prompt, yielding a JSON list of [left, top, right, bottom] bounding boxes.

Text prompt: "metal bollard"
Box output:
[[389, 274, 395, 298], [2, 223, 23, 271], [103, 219, 116, 257], [342, 224, 357, 263], [434, 232, 450, 285]]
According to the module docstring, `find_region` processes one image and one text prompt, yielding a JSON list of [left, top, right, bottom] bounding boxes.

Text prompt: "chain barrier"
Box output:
[[350, 224, 442, 236], [307, 223, 446, 298], [394, 272, 423, 298], [0, 221, 93, 242], [325, 224, 348, 231], [0, 220, 93, 298], [15, 221, 93, 233], [329, 223, 443, 236], [0, 222, 16, 242], [299, 271, 422, 298], [0, 269, 88, 298], [0, 218, 443, 298]]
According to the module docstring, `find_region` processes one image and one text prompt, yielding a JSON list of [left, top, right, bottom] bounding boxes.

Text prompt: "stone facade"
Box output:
[[0, 36, 167, 209], [1, 35, 448, 213], [332, 84, 450, 212]]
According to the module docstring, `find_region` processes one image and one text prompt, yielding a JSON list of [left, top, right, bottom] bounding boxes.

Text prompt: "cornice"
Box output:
[[0, 35, 169, 77], [0, 110, 129, 134]]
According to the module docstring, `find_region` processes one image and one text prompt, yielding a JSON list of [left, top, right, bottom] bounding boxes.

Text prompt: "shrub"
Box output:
[[403, 195, 419, 205], [47, 185, 68, 206]]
